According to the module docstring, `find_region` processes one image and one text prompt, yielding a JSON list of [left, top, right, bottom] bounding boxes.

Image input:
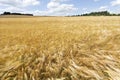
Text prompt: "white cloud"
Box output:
[[0, 0, 40, 15], [22, 0, 40, 6], [0, 6, 25, 13], [99, 6, 108, 10], [0, 0, 40, 7], [34, 0, 77, 16], [0, 0, 76, 16], [111, 0, 120, 6], [47, 1, 60, 9], [48, 4, 76, 13]]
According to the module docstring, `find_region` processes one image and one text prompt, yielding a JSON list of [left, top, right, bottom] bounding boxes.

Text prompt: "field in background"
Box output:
[[0, 17, 120, 80]]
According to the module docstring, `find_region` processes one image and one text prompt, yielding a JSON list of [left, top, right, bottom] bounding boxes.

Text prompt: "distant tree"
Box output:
[[1, 12, 33, 16], [118, 14, 120, 16], [71, 11, 120, 16], [81, 11, 110, 16], [3, 12, 11, 15], [12, 13, 21, 15]]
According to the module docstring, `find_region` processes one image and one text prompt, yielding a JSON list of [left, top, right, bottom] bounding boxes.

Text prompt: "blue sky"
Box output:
[[0, 0, 120, 16]]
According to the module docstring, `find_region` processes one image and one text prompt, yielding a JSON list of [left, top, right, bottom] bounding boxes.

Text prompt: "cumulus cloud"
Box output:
[[47, 0, 60, 9], [0, 0, 76, 16], [0, 0, 40, 7], [0, 6, 26, 14], [0, 0, 40, 14], [35, 0, 77, 16], [111, 0, 120, 6], [99, 6, 108, 10]]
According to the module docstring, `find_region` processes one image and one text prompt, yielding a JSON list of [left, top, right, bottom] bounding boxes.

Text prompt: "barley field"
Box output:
[[0, 16, 120, 80]]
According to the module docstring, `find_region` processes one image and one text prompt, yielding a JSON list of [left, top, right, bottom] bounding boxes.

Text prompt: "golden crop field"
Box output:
[[0, 16, 120, 80]]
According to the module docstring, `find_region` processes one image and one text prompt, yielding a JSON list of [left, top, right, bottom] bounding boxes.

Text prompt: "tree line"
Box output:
[[71, 11, 120, 16], [1, 11, 120, 16], [1, 12, 33, 16]]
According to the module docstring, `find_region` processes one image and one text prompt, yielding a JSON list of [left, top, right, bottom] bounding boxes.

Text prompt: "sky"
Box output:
[[0, 0, 120, 16]]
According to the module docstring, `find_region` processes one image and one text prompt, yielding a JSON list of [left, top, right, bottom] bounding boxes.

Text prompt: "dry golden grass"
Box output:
[[0, 16, 120, 80]]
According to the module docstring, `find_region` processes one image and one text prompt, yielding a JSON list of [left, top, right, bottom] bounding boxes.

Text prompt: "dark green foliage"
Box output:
[[81, 11, 110, 16], [1, 12, 33, 16], [3, 12, 11, 15], [72, 11, 120, 16]]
